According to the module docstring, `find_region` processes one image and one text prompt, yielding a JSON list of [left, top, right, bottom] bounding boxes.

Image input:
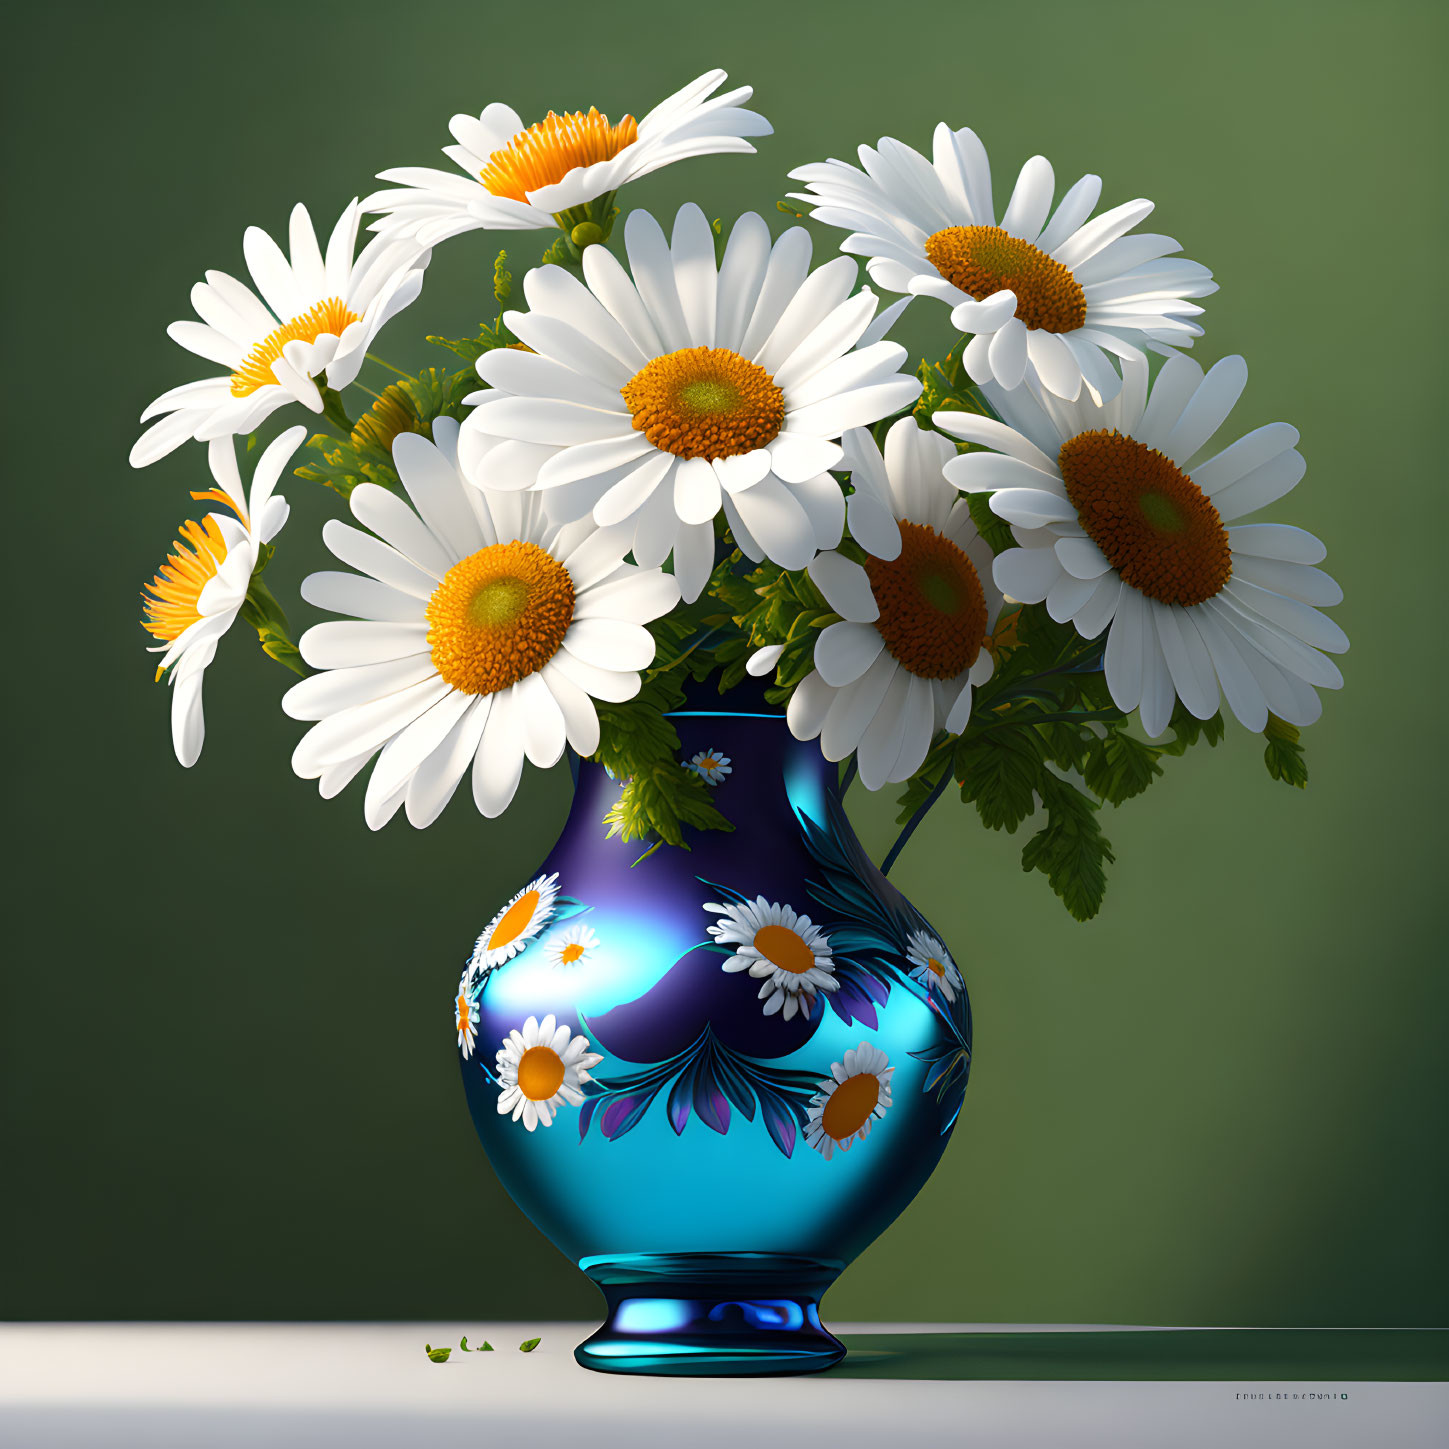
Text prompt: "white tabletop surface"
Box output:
[[1, 1322, 1443, 1449]]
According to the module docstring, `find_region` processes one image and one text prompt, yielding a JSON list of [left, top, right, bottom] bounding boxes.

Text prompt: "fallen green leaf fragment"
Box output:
[[459, 1336, 470, 1352], [480, 1341, 494, 1351], [425, 1344, 451, 1362], [519, 1338, 541, 1353]]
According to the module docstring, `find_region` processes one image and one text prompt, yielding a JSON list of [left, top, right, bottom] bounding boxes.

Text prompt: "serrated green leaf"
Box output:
[[1262, 713, 1309, 787], [1020, 775, 1115, 922], [1083, 730, 1163, 805]]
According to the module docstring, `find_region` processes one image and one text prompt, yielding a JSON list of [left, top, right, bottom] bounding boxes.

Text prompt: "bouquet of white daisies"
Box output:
[[135, 68, 1346, 920]]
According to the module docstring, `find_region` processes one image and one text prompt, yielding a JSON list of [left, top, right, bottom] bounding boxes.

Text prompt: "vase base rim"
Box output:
[[575, 1250, 846, 1377]]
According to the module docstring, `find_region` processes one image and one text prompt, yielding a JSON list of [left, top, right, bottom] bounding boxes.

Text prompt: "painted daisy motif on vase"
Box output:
[[936, 354, 1348, 737], [281, 418, 679, 827], [688, 749, 732, 784], [805, 1043, 894, 1161], [364, 70, 771, 246], [705, 897, 838, 1021], [454, 970, 480, 1058], [471, 873, 561, 974], [140, 428, 300, 766], [541, 923, 599, 969], [906, 930, 964, 1004], [787, 418, 1003, 788], [130, 203, 427, 467], [459, 203, 922, 601], [495, 1015, 602, 1131], [789, 126, 1215, 403]]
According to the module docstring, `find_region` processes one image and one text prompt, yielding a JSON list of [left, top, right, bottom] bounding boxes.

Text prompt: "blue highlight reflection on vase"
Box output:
[[457, 680, 971, 1375]]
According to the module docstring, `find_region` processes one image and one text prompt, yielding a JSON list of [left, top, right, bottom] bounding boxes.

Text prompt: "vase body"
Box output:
[[456, 681, 972, 1376]]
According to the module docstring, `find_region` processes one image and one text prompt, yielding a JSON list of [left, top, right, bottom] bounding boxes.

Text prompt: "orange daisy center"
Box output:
[[517, 1045, 566, 1101], [480, 108, 639, 204], [622, 347, 784, 460], [864, 520, 988, 680], [1058, 430, 1232, 607], [456, 994, 472, 1031], [754, 925, 816, 976], [426, 542, 575, 695], [927, 957, 946, 978], [559, 942, 587, 965], [488, 890, 542, 952], [821, 1073, 881, 1141], [924, 226, 1087, 333], [230, 297, 361, 398]]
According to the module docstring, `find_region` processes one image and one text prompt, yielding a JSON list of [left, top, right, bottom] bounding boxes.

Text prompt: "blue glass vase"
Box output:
[[456, 681, 972, 1376]]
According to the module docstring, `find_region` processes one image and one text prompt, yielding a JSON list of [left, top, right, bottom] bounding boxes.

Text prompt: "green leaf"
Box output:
[[479, 1340, 493, 1351], [1158, 704, 1226, 756], [954, 726, 1046, 833], [965, 491, 1015, 556], [519, 1338, 541, 1353], [459, 1336, 471, 1352], [425, 1344, 451, 1363], [493, 249, 513, 304], [1083, 730, 1163, 805], [1020, 775, 1115, 922], [1263, 713, 1309, 788]]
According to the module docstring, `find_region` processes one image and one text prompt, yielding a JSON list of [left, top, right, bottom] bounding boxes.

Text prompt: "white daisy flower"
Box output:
[[705, 897, 837, 1021], [130, 202, 427, 467], [140, 427, 300, 766], [454, 970, 480, 1058], [936, 354, 1348, 738], [787, 418, 1003, 789], [541, 923, 599, 969], [688, 749, 732, 784], [789, 126, 1216, 404], [459, 203, 923, 601], [495, 1014, 603, 1131], [364, 69, 771, 245], [281, 417, 679, 828], [905, 929, 963, 1004], [805, 1042, 894, 1161], [470, 873, 561, 973]]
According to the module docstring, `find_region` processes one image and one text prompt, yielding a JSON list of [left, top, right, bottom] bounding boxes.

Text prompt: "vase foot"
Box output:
[[575, 1252, 846, 1377]]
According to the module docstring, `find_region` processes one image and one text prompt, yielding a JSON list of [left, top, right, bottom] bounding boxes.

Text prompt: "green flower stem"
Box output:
[[240, 576, 307, 678], [364, 352, 412, 378], [319, 386, 354, 435]]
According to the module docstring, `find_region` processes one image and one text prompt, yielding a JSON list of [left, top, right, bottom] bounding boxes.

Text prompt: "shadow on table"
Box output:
[[830, 1329, 1449, 1382]]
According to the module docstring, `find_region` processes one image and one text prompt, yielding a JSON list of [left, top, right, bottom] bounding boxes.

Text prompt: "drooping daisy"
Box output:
[[936, 354, 1348, 737], [705, 897, 837, 1021], [140, 427, 300, 766], [495, 1014, 603, 1131], [281, 418, 679, 828], [787, 418, 1003, 789], [130, 202, 427, 467], [470, 873, 561, 974], [459, 204, 922, 600], [789, 127, 1215, 404], [364, 70, 770, 246], [688, 749, 732, 784], [541, 923, 599, 969], [454, 970, 480, 1058], [805, 1042, 894, 1161], [905, 930, 963, 1004]]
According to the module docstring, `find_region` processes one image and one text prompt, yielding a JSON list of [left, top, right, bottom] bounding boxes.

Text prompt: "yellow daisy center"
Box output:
[[622, 347, 785, 460], [456, 994, 472, 1030], [1058, 430, 1232, 607], [560, 942, 587, 965], [821, 1073, 881, 1142], [352, 384, 429, 454], [924, 226, 1087, 333], [426, 541, 575, 695], [699, 756, 719, 769], [230, 298, 361, 397], [864, 520, 988, 680], [140, 491, 245, 665], [517, 1045, 566, 1101], [480, 108, 639, 204], [754, 924, 815, 976], [488, 890, 541, 952]]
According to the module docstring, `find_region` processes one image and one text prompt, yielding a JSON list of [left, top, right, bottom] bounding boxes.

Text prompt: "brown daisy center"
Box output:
[[864, 520, 988, 680], [621, 347, 784, 459], [821, 1073, 880, 1141], [754, 925, 816, 975], [924, 226, 1086, 333], [1058, 430, 1232, 607], [426, 542, 575, 695]]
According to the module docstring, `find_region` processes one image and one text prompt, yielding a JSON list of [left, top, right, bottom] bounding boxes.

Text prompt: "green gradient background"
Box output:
[[4, 0, 1444, 1327]]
